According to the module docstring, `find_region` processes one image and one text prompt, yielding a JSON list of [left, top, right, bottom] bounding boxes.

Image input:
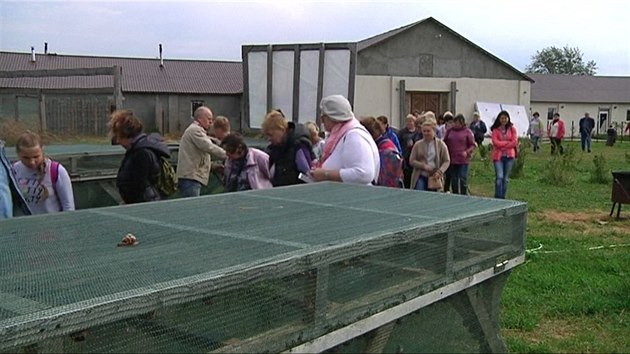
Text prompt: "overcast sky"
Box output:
[[1, 0, 629, 76]]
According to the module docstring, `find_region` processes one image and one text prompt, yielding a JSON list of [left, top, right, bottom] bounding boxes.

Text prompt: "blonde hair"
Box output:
[[405, 114, 416, 123], [261, 110, 288, 134], [304, 121, 320, 140], [16, 131, 49, 201], [213, 115, 231, 132], [422, 117, 438, 129]]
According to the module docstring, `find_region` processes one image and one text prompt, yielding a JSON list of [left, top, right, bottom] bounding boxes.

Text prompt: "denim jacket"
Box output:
[[1, 140, 31, 219]]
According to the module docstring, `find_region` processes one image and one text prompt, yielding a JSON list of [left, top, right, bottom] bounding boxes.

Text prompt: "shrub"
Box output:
[[540, 145, 578, 186], [589, 153, 610, 184], [511, 140, 529, 179]]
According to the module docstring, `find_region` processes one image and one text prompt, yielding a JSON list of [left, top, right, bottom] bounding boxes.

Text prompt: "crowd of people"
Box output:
[[2, 94, 540, 222]]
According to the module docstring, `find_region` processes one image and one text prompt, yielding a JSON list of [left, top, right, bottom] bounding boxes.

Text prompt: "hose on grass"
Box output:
[[526, 242, 630, 254]]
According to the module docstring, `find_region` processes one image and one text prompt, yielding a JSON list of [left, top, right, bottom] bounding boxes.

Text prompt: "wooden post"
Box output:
[[39, 93, 46, 133], [113, 66, 123, 110]]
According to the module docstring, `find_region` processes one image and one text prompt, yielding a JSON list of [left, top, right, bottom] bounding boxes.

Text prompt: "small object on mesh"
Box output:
[[117, 233, 139, 247]]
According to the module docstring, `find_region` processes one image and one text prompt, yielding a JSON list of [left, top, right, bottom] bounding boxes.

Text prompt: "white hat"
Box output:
[[320, 95, 355, 122]]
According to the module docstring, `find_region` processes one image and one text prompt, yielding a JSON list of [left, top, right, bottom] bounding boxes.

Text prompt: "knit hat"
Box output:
[[320, 95, 355, 122]]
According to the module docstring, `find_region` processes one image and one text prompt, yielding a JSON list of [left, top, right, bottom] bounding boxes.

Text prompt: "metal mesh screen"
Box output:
[[0, 183, 526, 353]]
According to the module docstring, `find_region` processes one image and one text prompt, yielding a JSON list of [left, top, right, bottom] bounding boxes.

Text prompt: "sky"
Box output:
[[1, 0, 629, 76]]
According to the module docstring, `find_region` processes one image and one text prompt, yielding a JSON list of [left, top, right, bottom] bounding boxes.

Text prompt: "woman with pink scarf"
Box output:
[[309, 95, 380, 185]]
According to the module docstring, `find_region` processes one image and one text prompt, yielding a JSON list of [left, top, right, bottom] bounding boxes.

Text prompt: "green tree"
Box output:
[[525, 46, 597, 75]]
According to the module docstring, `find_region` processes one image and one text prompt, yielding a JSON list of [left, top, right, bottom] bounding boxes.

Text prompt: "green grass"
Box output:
[[468, 140, 630, 353]]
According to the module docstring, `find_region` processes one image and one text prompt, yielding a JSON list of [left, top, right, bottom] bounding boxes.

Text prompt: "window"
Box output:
[[191, 100, 205, 117], [626, 110, 630, 121], [547, 107, 556, 120]]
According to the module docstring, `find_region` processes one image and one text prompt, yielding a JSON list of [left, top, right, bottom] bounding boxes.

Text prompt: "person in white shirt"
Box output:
[[310, 95, 379, 185]]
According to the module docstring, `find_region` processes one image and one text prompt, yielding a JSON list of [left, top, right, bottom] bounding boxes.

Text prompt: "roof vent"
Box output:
[[44, 42, 48, 55], [30, 46, 36, 62], [159, 43, 164, 68]]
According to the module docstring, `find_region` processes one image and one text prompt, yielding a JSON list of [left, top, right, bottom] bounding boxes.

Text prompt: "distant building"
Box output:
[[529, 73, 630, 136], [354, 17, 533, 127], [0, 51, 242, 135]]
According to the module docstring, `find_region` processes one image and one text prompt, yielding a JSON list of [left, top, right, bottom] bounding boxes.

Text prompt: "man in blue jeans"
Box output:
[[1, 139, 31, 219], [579, 112, 595, 153]]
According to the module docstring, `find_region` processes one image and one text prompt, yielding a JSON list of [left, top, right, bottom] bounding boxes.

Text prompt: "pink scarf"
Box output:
[[319, 118, 361, 166]]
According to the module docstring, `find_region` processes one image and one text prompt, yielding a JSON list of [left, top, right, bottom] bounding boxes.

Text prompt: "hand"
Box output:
[[310, 168, 327, 182]]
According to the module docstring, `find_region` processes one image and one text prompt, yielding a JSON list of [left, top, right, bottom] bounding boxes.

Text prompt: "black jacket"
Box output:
[[116, 133, 171, 204], [267, 122, 313, 187]]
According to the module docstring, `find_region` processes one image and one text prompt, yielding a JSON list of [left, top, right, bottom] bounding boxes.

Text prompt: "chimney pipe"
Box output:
[[31, 46, 36, 62], [159, 43, 164, 68], [44, 42, 48, 55]]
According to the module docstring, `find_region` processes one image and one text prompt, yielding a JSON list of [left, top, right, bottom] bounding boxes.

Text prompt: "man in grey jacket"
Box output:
[[176, 106, 226, 197]]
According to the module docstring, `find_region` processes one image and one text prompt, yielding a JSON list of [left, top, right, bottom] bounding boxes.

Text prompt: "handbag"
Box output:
[[428, 174, 444, 191]]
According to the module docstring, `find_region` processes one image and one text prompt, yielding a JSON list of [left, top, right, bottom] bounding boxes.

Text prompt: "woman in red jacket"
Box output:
[[547, 112, 566, 155], [491, 110, 518, 199]]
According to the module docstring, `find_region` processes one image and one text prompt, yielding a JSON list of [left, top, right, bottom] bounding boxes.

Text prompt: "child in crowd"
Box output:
[[221, 133, 273, 192], [305, 121, 325, 163], [12, 131, 75, 214]]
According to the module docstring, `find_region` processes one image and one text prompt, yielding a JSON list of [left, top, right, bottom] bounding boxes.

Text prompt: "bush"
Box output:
[[511, 139, 529, 179], [540, 145, 578, 186], [590, 153, 610, 184]]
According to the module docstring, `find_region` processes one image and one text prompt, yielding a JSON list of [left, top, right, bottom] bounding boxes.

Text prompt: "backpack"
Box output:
[[146, 150, 177, 197], [376, 140, 404, 188]]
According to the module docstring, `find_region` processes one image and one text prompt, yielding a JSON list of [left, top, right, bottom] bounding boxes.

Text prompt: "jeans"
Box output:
[[494, 157, 515, 199], [414, 175, 428, 191], [550, 138, 564, 155], [580, 134, 592, 152], [178, 178, 202, 198], [450, 164, 470, 195], [531, 136, 541, 152]]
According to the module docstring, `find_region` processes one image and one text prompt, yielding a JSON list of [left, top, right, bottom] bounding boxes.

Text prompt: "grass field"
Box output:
[[467, 138, 630, 353]]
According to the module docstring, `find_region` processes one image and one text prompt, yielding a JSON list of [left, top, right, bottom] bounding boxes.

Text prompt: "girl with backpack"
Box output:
[[12, 131, 75, 214], [360, 116, 403, 188]]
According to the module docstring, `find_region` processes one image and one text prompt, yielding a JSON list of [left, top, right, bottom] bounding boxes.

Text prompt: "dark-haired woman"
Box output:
[[108, 110, 171, 204], [490, 110, 518, 199], [221, 133, 273, 192]]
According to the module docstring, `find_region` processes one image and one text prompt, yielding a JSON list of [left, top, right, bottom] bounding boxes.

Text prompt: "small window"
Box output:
[[547, 107, 556, 120], [626, 110, 630, 121], [191, 100, 205, 117]]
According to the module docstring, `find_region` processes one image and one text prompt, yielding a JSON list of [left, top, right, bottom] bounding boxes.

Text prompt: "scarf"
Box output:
[[319, 118, 362, 166]]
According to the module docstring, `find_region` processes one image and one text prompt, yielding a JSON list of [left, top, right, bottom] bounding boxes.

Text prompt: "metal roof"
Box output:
[[357, 17, 533, 82], [0, 52, 243, 94], [529, 73, 630, 103]]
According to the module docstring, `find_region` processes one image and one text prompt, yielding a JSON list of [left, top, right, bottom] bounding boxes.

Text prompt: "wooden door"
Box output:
[[406, 92, 448, 115]]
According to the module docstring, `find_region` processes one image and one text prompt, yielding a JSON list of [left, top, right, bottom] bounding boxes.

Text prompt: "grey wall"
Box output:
[[357, 21, 523, 81], [123, 93, 241, 134]]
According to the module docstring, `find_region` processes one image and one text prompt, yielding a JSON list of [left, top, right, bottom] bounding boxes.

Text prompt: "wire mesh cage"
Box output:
[[0, 183, 526, 353]]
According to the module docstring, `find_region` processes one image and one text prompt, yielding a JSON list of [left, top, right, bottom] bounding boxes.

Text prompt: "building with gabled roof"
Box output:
[[353, 17, 533, 127], [0, 51, 242, 135], [529, 73, 630, 135]]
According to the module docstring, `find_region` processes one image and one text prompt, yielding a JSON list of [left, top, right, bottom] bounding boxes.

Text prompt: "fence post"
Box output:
[[113, 66, 123, 110], [39, 93, 46, 133]]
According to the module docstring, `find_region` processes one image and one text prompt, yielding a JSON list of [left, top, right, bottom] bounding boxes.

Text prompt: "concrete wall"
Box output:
[[357, 20, 525, 81], [123, 93, 241, 134], [355, 75, 531, 128], [531, 102, 630, 137]]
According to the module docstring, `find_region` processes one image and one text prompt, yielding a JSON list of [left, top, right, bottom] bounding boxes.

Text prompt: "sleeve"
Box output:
[[117, 149, 156, 204], [409, 141, 424, 169], [491, 129, 507, 148], [255, 149, 272, 180], [54, 164, 75, 211], [294, 145, 313, 174], [437, 141, 451, 173], [191, 128, 227, 159], [338, 132, 377, 184]]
